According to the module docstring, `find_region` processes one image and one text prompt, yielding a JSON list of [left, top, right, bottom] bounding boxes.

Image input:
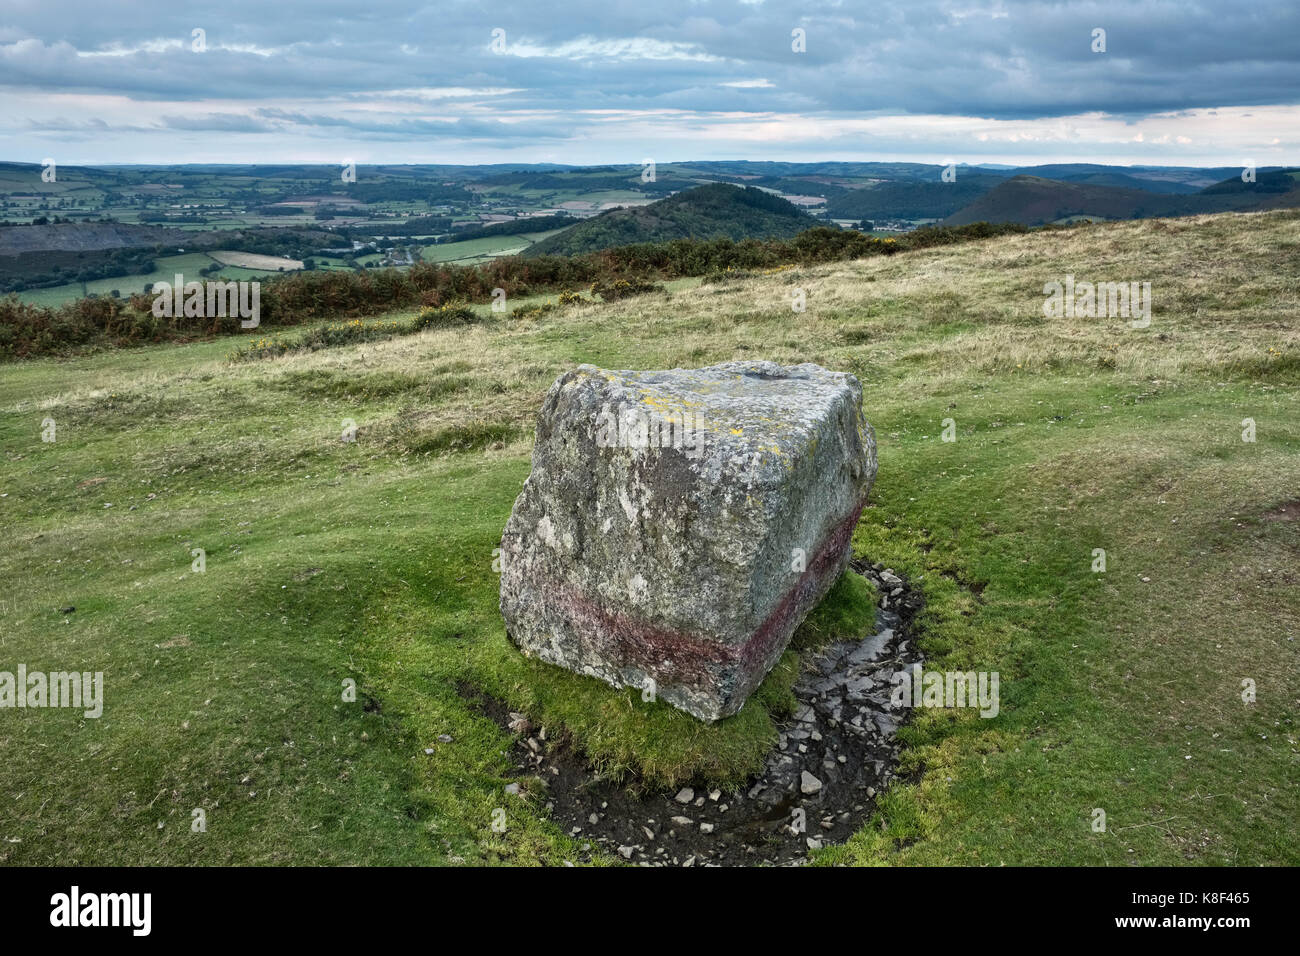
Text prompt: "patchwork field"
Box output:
[[16, 251, 305, 307], [1, 209, 1296, 865], [208, 251, 304, 271], [417, 230, 565, 265]]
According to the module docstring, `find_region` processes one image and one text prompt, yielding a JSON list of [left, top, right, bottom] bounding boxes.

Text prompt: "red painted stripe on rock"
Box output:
[[541, 498, 867, 691]]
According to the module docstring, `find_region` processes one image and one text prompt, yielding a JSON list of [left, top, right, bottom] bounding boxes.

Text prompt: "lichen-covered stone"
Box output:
[[499, 361, 877, 721]]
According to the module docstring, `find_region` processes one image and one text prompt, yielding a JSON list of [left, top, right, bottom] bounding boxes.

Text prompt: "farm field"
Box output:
[[418, 230, 565, 264], [15, 252, 306, 307], [208, 251, 305, 271]]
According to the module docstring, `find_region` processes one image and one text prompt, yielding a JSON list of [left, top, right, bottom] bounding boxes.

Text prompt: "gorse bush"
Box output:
[[229, 306, 482, 362], [227, 319, 405, 362], [412, 304, 478, 330], [1, 221, 1031, 359], [510, 302, 557, 321]]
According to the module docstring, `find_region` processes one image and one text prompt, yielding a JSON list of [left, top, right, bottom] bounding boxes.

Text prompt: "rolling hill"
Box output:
[[523, 183, 815, 257], [824, 173, 1006, 222], [942, 171, 1300, 226]]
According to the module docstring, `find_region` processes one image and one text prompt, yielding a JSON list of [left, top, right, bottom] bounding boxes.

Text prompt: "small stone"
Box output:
[[507, 712, 531, 734], [589, 813, 600, 825], [617, 845, 635, 859], [699, 822, 714, 834], [674, 787, 695, 804], [671, 815, 693, 826], [708, 790, 721, 802], [504, 783, 520, 795], [807, 837, 823, 850], [800, 771, 823, 795]]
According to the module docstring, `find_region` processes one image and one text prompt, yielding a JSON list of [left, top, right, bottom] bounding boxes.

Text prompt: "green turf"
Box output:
[[1, 209, 1296, 866]]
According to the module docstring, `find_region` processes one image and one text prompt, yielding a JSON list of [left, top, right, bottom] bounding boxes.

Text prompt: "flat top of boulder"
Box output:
[[568, 360, 865, 461]]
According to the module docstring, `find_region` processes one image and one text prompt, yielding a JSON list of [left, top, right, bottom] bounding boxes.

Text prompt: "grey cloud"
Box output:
[[0, 1, 1294, 115], [2, 0, 1297, 162]]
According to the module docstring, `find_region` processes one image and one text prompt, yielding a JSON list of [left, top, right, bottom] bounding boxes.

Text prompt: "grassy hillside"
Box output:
[[524, 183, 815, 257], [1, 209, 1296, 865]]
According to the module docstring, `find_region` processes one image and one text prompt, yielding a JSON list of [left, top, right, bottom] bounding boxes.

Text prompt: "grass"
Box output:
[[1, 208, 1297, 865]]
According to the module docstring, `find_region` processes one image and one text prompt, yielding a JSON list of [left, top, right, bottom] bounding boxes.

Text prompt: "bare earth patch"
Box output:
[[1263, 500, 1300, 522], [474, 564, 925, 867]]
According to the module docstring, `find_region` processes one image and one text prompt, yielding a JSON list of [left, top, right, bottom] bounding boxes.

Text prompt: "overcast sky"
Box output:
[[2, 0, 1297, 167]]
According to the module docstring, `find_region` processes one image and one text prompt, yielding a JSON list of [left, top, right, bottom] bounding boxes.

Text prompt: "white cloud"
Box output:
[[503, 35, 724, 62]]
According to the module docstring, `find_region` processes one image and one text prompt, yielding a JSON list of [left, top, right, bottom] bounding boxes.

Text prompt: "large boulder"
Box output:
[[499, 361, 877, 721]]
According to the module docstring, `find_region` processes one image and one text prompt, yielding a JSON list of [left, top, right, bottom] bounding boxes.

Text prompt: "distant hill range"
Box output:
[[822, 174, 1007, 222], [524, 169, 1300, 257], [523, 183, 815, 257], [3, 159, 1297, 269], [942, 170, 1300, 227]]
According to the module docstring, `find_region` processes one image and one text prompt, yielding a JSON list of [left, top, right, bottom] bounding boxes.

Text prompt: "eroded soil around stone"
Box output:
[[468, 562, 924, 866]]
